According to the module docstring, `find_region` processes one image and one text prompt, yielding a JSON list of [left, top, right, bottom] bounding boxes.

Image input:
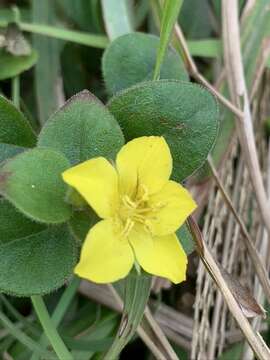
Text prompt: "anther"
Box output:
[[122, 195, 137, 209], [121, 218, 135, 238]]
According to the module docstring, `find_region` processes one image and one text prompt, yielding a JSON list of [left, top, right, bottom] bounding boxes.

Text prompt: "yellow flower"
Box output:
[[62, 136, 197, 284]]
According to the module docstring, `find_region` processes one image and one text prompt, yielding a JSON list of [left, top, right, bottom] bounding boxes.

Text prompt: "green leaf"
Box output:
[[0, 148, 72, 224], [0, 143, 25, 164], [69, 207, 99, 244], [177, 223, 195, 255], [108, 80, 219, 181], [38, 90, 125, 165], [0, 224, 77, 296], [179, 0, 212, 39], [102, 32, 188, 95], [56, 0, 102, 32], [0, 95, 36, 147], [61, 44, 96, 98], [0, 199, 45, 245], [0, 49, 38, 80]]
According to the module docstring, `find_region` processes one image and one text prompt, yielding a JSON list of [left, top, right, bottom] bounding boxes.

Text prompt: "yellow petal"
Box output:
[[116, 136, 172, 196], [62, 157, 119, 219], [75, 219, 134, 283], [130, 228, 187, 284], [147, 181, 197, 236]]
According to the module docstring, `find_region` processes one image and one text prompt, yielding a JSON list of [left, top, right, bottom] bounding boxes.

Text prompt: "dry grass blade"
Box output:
[[250, 38, 270, 100], [207, 156, 270, 304], [222, 0, 270, 240], [188, 217, 270, 360], [243, 80, 270, 359], [220, 268, 265, 318], [143, 307, 178, 360], [151, 0, 243, 119], [173, 23, 243, 119]]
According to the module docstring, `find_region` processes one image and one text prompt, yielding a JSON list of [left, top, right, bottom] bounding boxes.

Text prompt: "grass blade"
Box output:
[[104, 271, 152, 359], [31, 296, 73, 360], [32, 0, 64, 124], [0, 311, 54, 358], [101, 0, 133, 40], [30, 277, 80, 360], [153, 0, 183, 80]]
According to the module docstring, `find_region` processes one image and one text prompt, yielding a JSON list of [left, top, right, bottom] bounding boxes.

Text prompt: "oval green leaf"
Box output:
[[0, 95, 36, 147], [0, 49, 38, 80], [102, 32, 189, 95], [108, 80, 219, 181], [38, 90, 125, 165], [0, 148, 72, 224], [69, 207, 99, 244], [0, 199, 45, 245], [0, 208, 77, 296]]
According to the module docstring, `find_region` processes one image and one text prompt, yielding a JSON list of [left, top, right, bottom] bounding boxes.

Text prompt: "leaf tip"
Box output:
[[62, 90, 103, 110]]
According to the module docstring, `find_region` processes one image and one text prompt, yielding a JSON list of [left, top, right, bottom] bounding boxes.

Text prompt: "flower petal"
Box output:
[[62, 157, 119, 219], [147, 181, 197, 236], [130, 228, 187, 284], [116, 136, 172, 196], [75, 219, 134, 283]]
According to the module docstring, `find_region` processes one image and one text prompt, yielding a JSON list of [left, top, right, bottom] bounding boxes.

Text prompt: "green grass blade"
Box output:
[[31, 296, 73, 360], [0, 295, 39, 338], [187, 39, 222, 58], [0, 10, 108, 48], [20, 22, 109, 48], [104, 271, 152, 359], [11, 76, 20, 108], [30, 277, 80, 360], [32, 0, 63, 125], [153, 0, 183, 80], [101, 0, 133, 40], [0, 311, 54, 358]]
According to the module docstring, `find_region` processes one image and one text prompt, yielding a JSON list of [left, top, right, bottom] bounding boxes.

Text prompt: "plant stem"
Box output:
[[30, 277, 80, 360], [11, 76, 20, 108], [22, 22, 108, 48], [0, 18, 109, 48], [31, 295, 73, 360]]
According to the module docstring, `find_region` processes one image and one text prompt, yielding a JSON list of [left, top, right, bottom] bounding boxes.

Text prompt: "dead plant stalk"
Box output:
[[188, 217, 270, 360], [207, 156, 270, 304], [222, 0, 270, 243]]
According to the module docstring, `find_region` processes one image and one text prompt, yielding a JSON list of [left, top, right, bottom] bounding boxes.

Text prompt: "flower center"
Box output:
[[118, 185, 163, 238]]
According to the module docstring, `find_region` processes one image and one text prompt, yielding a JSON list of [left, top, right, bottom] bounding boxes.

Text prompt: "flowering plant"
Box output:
[[63, 136, 197, 284]]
